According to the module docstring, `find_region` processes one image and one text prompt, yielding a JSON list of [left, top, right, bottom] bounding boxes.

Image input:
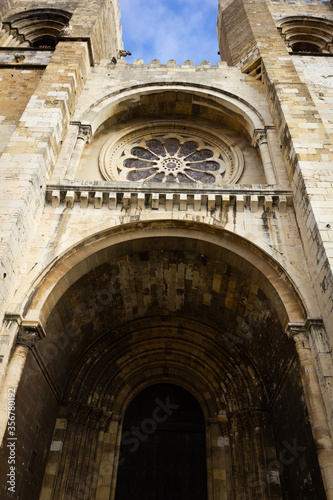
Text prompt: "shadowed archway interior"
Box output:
[[5, 228, 325, 500], [114, 384, 207, 500]]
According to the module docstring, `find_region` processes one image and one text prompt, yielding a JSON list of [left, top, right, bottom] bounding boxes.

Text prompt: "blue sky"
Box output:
[[118, 0, 220, 65]]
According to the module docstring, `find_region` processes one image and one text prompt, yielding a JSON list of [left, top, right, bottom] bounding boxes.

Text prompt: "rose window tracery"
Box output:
[[99, 126, 244, 184]]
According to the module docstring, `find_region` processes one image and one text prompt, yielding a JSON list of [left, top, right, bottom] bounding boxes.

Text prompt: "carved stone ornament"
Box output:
[[228, 410, 268, 432], [99, 124, 244, 185], [67, 402, 112, 431], [77, 125, 92, 143], [16, 326, 43, 349]]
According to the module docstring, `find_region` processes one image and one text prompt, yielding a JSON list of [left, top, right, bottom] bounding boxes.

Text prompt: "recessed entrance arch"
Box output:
[[115, 383, 207, 500], [0, 221, 328, 500]]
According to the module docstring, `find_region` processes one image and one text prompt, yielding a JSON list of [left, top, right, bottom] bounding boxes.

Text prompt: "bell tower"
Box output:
[[218, 0, 333, 497]]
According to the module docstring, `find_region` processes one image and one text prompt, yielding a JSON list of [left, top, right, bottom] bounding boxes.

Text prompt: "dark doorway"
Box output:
[[115, 384, 208, 500]]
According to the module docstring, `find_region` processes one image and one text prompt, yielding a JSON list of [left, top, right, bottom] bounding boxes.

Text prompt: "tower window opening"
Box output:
[[1, 9, 72, 49], [278, 16, 333, 55], [32, 37, 57, 49], [292, 42, 320, 53]]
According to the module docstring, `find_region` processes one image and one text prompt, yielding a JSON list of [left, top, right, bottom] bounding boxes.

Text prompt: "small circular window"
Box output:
[[99, 125, 244, 184]]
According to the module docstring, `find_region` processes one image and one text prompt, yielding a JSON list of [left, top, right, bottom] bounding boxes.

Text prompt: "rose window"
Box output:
[[99, 126, 244, 184]]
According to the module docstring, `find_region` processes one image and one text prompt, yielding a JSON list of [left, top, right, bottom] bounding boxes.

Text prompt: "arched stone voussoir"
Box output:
[[76, 82, 269, 139], [23, 219, 307, 329], [64, 317, 267, 414]]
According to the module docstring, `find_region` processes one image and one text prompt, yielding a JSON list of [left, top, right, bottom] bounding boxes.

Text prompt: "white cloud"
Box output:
[[119, 0, 219, 65]]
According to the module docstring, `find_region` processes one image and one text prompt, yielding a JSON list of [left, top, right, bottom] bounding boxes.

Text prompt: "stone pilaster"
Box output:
[[288, 322, 333, 499], [218, 0, 333, 354], [49, 402, 113, 499], [64, 125, 92, 180], [0, 320, 44, 445], [253, 130, 276, 184]]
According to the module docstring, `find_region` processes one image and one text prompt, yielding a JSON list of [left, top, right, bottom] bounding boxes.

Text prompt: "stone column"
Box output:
[[253, 131, 276, 185], [51, 402, 112, 500], [228, 415, 247, 499], [218, 417, 233, 500], [64, 125, 92, 180], [305, 319, 333, 437], [288, 324, 333, 499], [227, 411, 281, 500], [0, 25, 10, 45], [0, 323, 43, 445]]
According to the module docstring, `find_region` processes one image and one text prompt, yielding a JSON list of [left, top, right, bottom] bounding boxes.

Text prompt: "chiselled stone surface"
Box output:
[[0, 0, 332, 498]]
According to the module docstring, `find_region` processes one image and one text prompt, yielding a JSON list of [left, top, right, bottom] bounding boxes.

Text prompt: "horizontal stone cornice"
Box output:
[[46, 183, 293, 212]]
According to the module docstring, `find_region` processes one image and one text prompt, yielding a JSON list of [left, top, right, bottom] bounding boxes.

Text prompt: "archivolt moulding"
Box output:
[[20, 220, 307, 328], [1, 8, 72, 48], [277, 15, 333, 53], [77, 82, 268, 138]]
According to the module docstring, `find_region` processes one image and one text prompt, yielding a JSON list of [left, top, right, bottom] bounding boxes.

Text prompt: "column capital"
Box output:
[[77, 124, 92, 143], [4, 315, 45, 350], [9, 28, 18, 38], [67, 401, 113, 432], [286, 318, 325, 342], [228, 409, 268, 432], [252, 129, 267, 147], [16, 322, 45, 350]]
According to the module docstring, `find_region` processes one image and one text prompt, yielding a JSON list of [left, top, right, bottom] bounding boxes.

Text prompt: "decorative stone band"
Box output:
[[209, 409, 268, 434], [0, 49, 53, 67], [67, 401, 113, 432], [47, 185, 292, 212]]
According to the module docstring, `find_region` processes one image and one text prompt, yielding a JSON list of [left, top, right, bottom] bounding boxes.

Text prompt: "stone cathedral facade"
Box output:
[[0, 0, 332, 498]]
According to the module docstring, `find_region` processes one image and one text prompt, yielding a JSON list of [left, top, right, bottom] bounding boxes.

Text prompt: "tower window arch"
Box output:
[[0, 9, 72, 48], [278, 16, 333, 54]]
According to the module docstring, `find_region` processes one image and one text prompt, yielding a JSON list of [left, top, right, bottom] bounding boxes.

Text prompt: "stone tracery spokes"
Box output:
[[99, 125, 244, 184], [121, 134, 227, 184]]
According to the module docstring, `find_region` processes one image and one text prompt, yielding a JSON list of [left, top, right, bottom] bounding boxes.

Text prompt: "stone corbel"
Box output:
[[253, 130, 276, 185], [64, 124, 92, 180], [94, 408, 113, 432]]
